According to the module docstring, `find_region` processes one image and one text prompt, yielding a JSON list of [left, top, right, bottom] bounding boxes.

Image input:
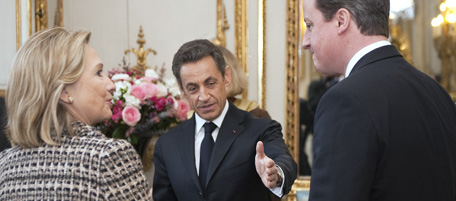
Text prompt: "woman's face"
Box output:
[[64, 45, 115, 125]]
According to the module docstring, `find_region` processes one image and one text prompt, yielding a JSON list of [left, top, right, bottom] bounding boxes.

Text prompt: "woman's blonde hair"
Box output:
[[6, 27, 91, 148], [217, 46, 248, 97]]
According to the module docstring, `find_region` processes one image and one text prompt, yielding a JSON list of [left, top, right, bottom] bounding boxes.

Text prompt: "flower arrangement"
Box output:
[[98, 63, 190, 146]]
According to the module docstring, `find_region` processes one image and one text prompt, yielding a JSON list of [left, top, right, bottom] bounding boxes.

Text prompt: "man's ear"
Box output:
[[224, 66, 232, 87], [59, 88, 70, 104], [335, 8, 351, 35]]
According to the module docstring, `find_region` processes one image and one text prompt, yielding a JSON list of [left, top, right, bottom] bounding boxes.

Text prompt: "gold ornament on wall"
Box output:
[[212, 0, 230, 47], [125, 26, 157, 72], [431, 0, 456, 92], [35, 0, 48, 32]]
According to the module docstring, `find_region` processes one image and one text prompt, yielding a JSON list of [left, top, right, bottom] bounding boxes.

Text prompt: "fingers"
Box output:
[[264, 161, 278, 175], [265, 171, 279, 188], [256, 141, 280, 188]]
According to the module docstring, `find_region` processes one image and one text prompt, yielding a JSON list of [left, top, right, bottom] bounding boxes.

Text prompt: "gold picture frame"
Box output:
[[285, 0, 300, 164], [234, 0, 267, 107], [16, 0, 63, 49], [287, 176, 311, 201]]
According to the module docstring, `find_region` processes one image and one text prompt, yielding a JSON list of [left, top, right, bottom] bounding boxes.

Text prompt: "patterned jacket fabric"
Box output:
[[0, 121, 150, 200]]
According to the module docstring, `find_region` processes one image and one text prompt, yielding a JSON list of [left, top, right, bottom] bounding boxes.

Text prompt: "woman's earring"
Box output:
[[69, 97, 74, 104]]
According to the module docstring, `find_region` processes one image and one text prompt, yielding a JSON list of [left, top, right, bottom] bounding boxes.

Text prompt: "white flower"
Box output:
[[145, 69, 159, 80], [124, 94, 141, 108], [169, 85, 181, 97], [164, 78, 176, 87], [111, 73, 131, 82], [134, 78, 142, 85], [113, 91, 122, 100], [113, 81, 132, 99], [156, 82, 168, 97]]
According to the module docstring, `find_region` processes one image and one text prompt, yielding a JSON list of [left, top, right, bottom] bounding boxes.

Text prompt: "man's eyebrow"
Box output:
[[204, 76, 217, 83], [185, 82, 197, 88]]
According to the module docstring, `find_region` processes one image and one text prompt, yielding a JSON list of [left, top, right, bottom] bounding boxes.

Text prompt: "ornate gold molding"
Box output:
[[258, 0, 266, 108], [212, 0, 229, 47], [125, 26, 157, 72], [16, 0, 21, 50], [235, 0, 249, 99], [35, 0, 48, 32], [55, 0, 63, 27], [0, 90, 5, 97], [287, 176, 311, 201], [285, 0, 300, 161], [27, 0, 32, 36], [16, 0, 37, 49]]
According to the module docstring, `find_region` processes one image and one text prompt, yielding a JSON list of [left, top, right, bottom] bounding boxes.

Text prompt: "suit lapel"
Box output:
[[176, 116, 203, 191], [206, 102, 245, 186], [349, 45, 402, 76]]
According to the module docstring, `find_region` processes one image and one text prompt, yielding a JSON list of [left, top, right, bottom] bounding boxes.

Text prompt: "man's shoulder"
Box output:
[[159, 118, 193, 139]]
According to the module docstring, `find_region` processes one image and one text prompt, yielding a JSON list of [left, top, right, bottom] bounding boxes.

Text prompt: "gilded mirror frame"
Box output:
[[234, 0, 267, 108], [11, 0, 63, 95], [16, 0, 63, 49], [285, 0, 300, 164]]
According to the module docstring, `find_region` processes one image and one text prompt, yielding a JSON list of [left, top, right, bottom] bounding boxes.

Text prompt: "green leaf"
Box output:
[[129, 134, 139, 145], [112, 126, 129, 139]]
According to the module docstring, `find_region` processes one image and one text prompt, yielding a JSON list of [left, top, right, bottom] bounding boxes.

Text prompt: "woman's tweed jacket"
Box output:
[[0, 121, 150, 200]]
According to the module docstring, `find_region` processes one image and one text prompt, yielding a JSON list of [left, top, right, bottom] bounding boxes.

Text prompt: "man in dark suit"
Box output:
[[302, 0, 456, 200], [153, 39, 297, 201], [0, 97, 10, 152]]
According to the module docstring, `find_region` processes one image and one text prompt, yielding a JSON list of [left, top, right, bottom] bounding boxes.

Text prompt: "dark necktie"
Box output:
[[199, 122, 217, 190]]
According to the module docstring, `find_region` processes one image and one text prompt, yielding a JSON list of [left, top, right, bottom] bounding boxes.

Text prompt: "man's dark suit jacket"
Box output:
[[153, 102, 297, 201], [309, 45, 456, 201], [0, 97, 10, 152]]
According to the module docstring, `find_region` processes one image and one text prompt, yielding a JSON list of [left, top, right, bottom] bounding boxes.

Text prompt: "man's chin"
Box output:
[[196, 111, 219, 121]]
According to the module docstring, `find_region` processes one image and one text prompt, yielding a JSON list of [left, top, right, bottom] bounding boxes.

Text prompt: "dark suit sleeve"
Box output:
[[260, 120, 298, 195], [153, 138, 178, 201], [309, 88, 378, 201]]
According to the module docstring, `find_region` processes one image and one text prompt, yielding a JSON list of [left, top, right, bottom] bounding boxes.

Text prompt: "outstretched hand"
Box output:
[[255, 141, 279, 188]]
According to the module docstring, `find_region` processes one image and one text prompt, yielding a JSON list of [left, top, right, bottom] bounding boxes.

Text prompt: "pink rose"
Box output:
[[177, 99, 190, 121], [156, 97, 167, 111], [122, 106, 141, 126], [142, 83, 158, 98], [131, 85, 146, 100]]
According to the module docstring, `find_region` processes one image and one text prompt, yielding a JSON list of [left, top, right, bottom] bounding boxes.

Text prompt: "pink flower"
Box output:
[[143, 77, 156, 83], [156, 97, 167, 111], [177, 99, 190, 121], [142, 83, 158, 98], [167, 96, 175, 105], [111, 100, 124, 123], [122, 106, 141, 126], [131, 85, 147, 100]]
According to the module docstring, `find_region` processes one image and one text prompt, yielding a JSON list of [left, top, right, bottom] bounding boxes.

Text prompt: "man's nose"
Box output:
[[198, 87, 210, 101], [302, 31, 310, 50]]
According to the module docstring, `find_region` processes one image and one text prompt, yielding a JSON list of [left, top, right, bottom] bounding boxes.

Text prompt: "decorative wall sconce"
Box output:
[[431, 0, 456, 92]]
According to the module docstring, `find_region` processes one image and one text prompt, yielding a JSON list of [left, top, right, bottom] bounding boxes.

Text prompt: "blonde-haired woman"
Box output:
[[0, 27, 150, 200], [217, 45, 270, 118]]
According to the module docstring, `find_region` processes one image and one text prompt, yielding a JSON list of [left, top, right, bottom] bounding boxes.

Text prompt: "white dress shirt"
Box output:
[[345, 40, 391, 77], [193, 100, 285, 197], [194, 100, 229, 174]]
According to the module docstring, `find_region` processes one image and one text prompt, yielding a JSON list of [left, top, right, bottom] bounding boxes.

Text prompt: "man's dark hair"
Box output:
[[315, 0, 390, 37], [172, 39, 226, 88]]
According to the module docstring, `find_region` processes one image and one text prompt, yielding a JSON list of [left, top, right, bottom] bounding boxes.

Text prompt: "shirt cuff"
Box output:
[[269, 164, 285, 197]]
